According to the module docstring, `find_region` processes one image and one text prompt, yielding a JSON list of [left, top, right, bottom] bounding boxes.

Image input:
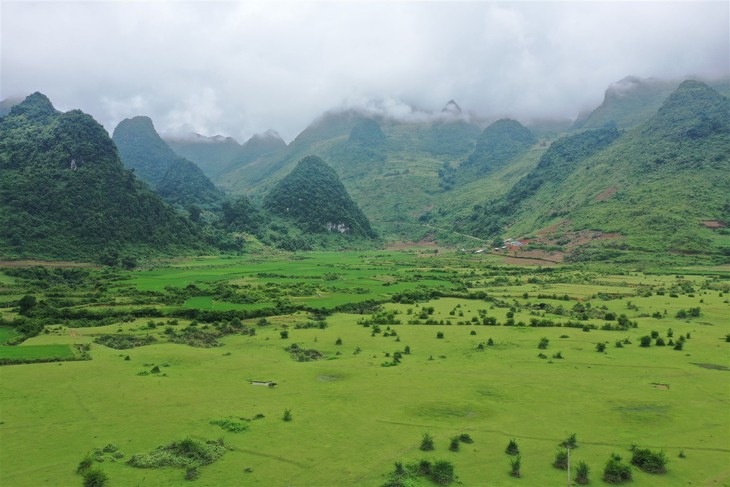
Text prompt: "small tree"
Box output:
[[553, 449, 568, 469], [603, 453, 632, 483], [436, 331, 444, 339], [280, 330, 289, 339], [561, 433, 577, 449], [82, 469, 109, 487], [449, 437, 460, 451], [509, 455, 522, 478], [335, 337, 342, 345], [631, 447, 668, 474], [506, 439, 519, 455], [596, 342, 606, 352], [639, 335, 652, 347], [282, 408, 292, 422], [538, 337, 549, 349], [420, 433, 435, 451], [575, 460, 590, 485], [18, 295, 37, 315]]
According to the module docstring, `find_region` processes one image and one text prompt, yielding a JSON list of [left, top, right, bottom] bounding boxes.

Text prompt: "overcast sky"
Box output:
[[2, 1, 728, 143]]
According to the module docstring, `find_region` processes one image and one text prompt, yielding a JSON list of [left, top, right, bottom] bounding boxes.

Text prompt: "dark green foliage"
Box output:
[[575, 460, 590, 485], [509, 455, 522, 478], [280, 330, 289, 339], [94, 334, 157, 350], [17, 295, 37, 315], [640, 335, 652, 347], [431, 460, 456, 485], [460, 119, 536, 177], [603, 453, 632, 483], [420, 433, 434, 451], [220, 196, 263, 233], [553, 449, 568, 469], [184, 467, 199, 481], [561, 433, 578, 449], [283, 409, 292, 422], [82, 468, 108, 487], [0, 94, 206, 260], [631, 447, 668, 474], [112, 116, 223, 207], [209, 417, 250, 432], [459, 433, 473, 444], [263, 156, 376, 239], [596, 342, 607, 352], [506, 439, 519, 455], [284, 343, 323, 362], [77, 454, 93, 474], [436, 331, 444, 339], [538, 337, 549, 349], [127, 438, 226, 471], [448, 437, 460, 451]]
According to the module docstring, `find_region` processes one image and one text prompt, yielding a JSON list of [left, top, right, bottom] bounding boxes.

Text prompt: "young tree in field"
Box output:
[[631, 447, 668, 474], [553, 449, 568, 469], [82, 469, 109, 487], [603, 453, 632, 483], [282, 409, 292, 422], [420, 433, 435, 451], [449, 437, 460, 451], [560, 433, 578, 449], [575, 460, 590, 485], [431, 460, 455, 485], [509, 455, 522, 478], [506, 439, 520, 455]]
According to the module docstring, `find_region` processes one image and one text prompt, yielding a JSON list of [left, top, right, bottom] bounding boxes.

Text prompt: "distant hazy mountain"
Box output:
[[263, 155, 376, 239], [113, 116, 223, 207], [0, 93, 205, 259], [165, 133, 244, 180]]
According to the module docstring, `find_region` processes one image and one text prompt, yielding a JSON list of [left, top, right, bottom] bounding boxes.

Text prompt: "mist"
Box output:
[[2, 1, 728, 143]]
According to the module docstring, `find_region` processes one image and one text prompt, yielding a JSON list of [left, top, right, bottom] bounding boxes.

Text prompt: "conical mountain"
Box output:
[[113, 116, 223, 207], [263, 155, 376, 238], [460, 119, 536, 177], [0, 93, 205, 259]]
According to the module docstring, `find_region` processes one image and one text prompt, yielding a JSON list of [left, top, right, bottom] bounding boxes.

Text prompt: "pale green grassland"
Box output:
[[0, 251, 728, 486]]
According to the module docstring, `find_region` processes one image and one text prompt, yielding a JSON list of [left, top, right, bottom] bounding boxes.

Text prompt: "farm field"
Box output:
[[0, 250, 728, 486]]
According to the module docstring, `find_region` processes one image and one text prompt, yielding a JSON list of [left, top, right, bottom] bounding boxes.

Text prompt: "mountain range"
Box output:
[[0, 75, 728, 263]]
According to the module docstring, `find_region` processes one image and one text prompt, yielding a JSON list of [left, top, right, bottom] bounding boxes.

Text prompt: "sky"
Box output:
[[2, 1, 729, 143]]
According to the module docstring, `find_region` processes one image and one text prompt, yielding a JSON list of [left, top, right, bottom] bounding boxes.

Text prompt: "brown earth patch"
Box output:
[[595, 187, 618, 201], [701, 220, 726, 229]]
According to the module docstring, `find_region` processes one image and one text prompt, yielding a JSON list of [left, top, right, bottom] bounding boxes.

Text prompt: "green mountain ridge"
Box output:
[[465, 80, 730, 260], [0, 93, 206, 260], [113, 116, 223, 208]]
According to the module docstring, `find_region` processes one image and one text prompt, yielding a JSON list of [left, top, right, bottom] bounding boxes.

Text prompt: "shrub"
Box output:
[[77, 454, 93, 474], [487, 338, 494, 346], [283, 409, 292, 422], [673, 341, 684, 351], [639, 335, 652, 347], [538, 337, 549, 349], [420, 433, 435, 451], [150, 365, 161, 374], [210, 418, 249, 433], [505, 439, 519, 455], [280, 330, 289, 339], [631, 447, 668, 474], [575, 460, 590, 485], [553, 449, 568, 469], [335, 337, 342, 345], [655, 337, 666, 346], [449, 437, 460, 451], [459, 433, 473, 444], [470, 330, 476, 335], [184, 467, 199, 480], [436, 331, 444, 339], [603, 453, 632, 483], [552, 351, 563, 359], [417, 459, 432, 475], [432, 460, 455, 485], [509, 455, 522, 478], [596, 342, 606, 352], [82, 469, 109, 487]]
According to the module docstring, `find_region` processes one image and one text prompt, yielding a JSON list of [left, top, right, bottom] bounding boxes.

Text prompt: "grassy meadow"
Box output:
[[0, 250, 728, 486]]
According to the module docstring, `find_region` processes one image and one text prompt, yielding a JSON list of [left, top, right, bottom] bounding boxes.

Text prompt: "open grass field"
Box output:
[[0, 250, 728, 486]]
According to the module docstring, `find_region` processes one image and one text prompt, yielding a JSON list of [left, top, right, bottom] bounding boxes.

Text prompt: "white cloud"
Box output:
[[2, 1, 728, 143]]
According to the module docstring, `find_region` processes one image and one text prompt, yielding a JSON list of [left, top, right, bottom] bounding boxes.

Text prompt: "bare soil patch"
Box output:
[[595, 187, 618, 201], [700, 220, 726, 229]]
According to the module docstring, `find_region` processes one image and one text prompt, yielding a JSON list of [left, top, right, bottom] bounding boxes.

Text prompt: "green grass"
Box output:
[[0, 344, 76, 361], [0, 251, 728, 486]]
